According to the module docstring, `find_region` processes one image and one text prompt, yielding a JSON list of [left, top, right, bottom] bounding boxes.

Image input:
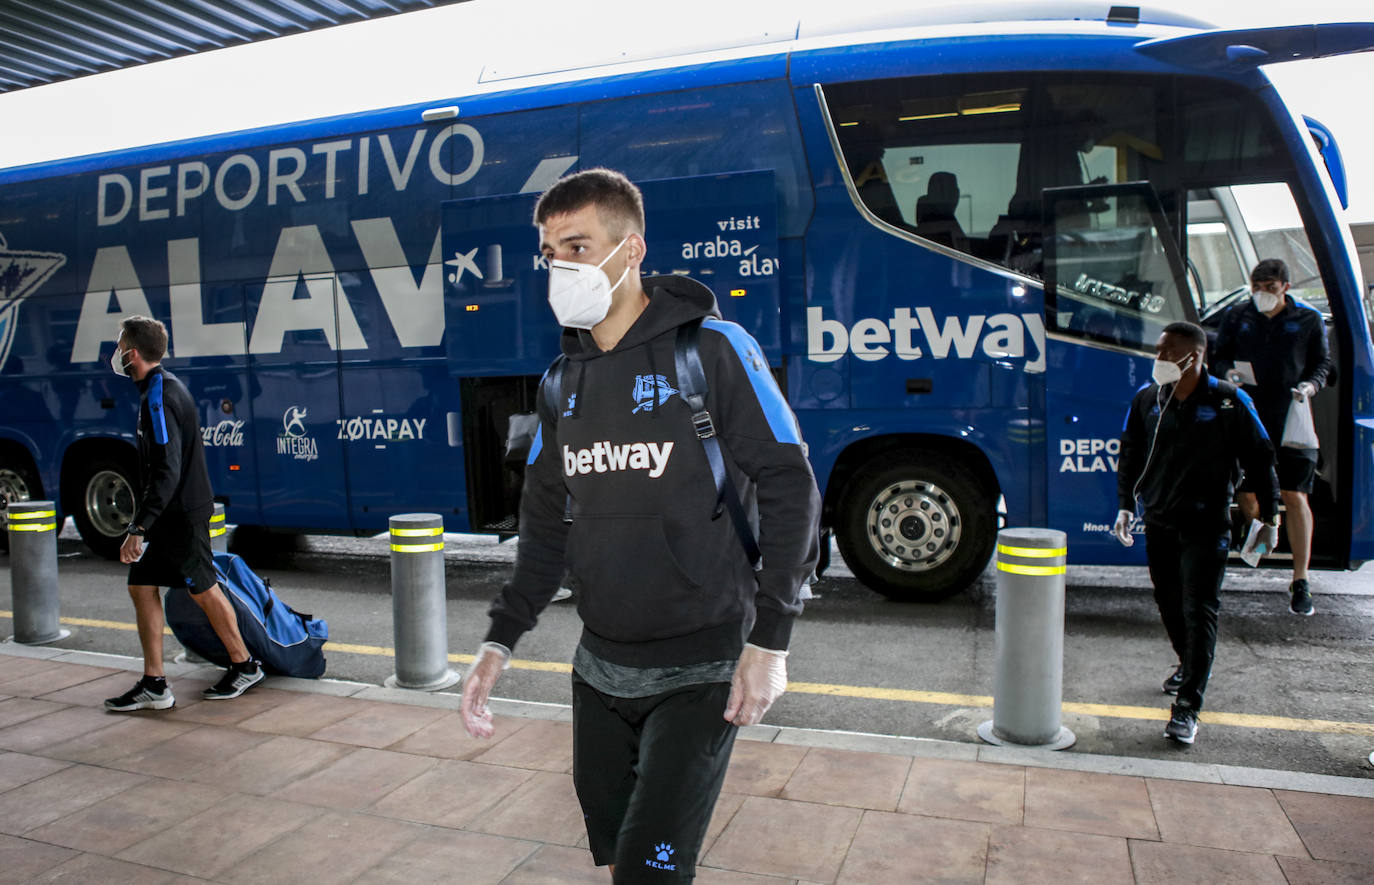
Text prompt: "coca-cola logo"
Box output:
[[202, 419, 246, 447]]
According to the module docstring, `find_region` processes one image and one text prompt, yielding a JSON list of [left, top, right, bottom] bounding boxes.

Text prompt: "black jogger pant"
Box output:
[[1144, 524, 1230, 711]]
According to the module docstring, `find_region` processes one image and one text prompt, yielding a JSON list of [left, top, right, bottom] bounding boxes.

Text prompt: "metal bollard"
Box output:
[[385, 513, 460, 691], [977, 528, 1075, 750], [5, 501, 71, 645], [209, 503, 228, 553]]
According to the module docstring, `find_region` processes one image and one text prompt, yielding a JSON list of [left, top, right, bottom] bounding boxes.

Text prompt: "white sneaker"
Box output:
[[552, 586, 573, 602]]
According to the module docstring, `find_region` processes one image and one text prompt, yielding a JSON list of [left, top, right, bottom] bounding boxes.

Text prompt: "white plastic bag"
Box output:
[[1281, 397, 1319, 449]]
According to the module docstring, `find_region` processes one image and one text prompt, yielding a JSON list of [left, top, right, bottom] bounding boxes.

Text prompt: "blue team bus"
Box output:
[[2, 3, 1371, 600]]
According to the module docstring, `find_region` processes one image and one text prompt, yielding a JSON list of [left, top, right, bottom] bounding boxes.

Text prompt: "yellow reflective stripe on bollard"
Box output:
[[391, 542, 444, 553], [209, 527, 227, 537], [997, 543, 1067, 559], [390, 527, 443, 537], [8, 523, 57, 532], [7, 510, 57, 520], [996, 561, 1066, 576]]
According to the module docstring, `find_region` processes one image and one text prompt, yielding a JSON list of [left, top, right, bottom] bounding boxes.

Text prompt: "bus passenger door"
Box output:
[[245, 273, 351, 531], [1041, 183, 1193, 563]]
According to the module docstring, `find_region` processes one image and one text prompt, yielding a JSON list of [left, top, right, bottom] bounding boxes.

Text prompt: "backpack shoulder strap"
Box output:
[[675, 319, 761, 567], [542, 354, 567, 426], [539, 353, 574, 524]]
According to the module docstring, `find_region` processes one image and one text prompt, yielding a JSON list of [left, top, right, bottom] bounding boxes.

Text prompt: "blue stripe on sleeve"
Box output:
[[702, 318, 801, 445], [527, 424, 543, 465], [148, 373, 169, 445]]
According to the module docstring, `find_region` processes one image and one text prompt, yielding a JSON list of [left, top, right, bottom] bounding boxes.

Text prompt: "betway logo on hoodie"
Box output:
[[563, 442, 675, 478], [807, 306, 1045, 373]]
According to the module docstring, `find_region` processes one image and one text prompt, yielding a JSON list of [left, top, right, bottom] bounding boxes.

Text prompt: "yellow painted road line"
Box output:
[[6, 611, 1373, 737]]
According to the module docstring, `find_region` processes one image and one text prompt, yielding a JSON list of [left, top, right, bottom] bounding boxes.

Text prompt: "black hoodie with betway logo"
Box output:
[[485, 275, 821, 670]]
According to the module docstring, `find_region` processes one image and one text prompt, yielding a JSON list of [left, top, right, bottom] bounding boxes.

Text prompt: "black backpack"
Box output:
[[542, 318, 760, 566]]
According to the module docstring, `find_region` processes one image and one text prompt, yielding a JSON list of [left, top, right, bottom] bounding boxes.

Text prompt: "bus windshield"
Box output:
[[824, 71, 1321, 332]]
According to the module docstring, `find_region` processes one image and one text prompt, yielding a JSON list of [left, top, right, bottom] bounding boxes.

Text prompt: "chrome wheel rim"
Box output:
[[85, 469, 135, 537], [0, 468, 31, 506], [864, 479, 962, 573]]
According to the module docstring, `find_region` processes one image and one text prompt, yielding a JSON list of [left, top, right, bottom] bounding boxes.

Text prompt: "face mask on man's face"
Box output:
[[111, 346, 131, 378], [1251, 286, 1283, 313], [547, 237, 631, 330], [1151, 353, 1194, 387]]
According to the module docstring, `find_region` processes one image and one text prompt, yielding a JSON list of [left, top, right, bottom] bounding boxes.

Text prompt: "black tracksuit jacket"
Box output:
[[134, 366, 214, 531], [1209, 296, 1332, 441], [1117, 374, 1278, 534], [485, 275, 821, 668]]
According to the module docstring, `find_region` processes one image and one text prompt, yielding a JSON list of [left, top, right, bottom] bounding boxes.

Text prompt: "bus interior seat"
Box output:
[[913, 171, 969, 251]]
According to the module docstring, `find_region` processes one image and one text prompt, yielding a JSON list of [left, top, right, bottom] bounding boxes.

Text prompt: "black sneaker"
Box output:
[[1162, 665, 1184, 696], [1164, 703, 1198, 745], [202, 660, 265, 700], [105, 677, 175, 711], [1289, 580, 1315, 616]]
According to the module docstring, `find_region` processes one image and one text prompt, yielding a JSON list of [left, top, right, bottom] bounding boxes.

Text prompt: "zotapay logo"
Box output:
[[646, 842, 676, 871], [562, 442, 674, 478], [632, 374, 678, 414], [277, 406, 318, 461]]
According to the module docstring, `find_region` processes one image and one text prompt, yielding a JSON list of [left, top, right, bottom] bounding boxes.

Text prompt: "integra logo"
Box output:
[[806, 306, 1045, 373], [276, 405, 318, 461]]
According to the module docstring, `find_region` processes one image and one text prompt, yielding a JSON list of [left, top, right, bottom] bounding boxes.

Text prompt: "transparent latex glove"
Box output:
[[459, 642, 510, 739], [1292, 382, 1317, 401], [1112, 509, 1135, 547], [725, 643, 787, 726]]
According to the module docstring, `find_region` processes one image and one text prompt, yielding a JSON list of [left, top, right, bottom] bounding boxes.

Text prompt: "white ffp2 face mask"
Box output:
[[1151, 354, 1193, 387], [1251, 288, 1282, 313], [547, 237, 631, 330], [111, 346, 131, 378]]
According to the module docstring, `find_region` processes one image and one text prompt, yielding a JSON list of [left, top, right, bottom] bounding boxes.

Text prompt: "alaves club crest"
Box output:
[[0, 233, 67, 372]]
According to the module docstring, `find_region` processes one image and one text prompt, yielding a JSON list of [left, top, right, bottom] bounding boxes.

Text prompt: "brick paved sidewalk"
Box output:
[[1, 644, 1371, 884]]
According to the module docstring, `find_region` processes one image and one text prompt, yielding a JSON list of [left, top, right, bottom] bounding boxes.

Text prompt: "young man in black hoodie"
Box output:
[[104, 315, 263, 711], [460, 169, 820, 881], [1113, 321, 1279, 745]]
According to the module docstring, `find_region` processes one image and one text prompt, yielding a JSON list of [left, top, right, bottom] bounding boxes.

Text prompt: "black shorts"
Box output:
[[1240, 447, 1317, 495], [571, 672, 737, 882], [127, 518, 217, 594]]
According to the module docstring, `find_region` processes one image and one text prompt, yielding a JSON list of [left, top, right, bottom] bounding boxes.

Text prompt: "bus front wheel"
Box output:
[[70, 456, 137, 561], [836, 452, 995, 602]]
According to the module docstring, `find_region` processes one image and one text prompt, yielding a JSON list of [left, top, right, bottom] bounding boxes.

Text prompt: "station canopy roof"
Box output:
[[0, 0, 469, 94]]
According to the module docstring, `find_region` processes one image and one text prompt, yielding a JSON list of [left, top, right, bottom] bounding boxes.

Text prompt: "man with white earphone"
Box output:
[[1113, 321, 1279, 745]]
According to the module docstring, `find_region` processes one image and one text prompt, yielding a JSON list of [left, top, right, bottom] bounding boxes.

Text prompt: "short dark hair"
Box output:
[[119, 315, 167, 363], [1250, 258, 1288, 285], [1162, 321, 1207, 351], [533, 168, 645, 240]]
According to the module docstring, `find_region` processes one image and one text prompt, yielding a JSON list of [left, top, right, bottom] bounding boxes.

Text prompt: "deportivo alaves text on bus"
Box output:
[[2, 4, 1372, 601]]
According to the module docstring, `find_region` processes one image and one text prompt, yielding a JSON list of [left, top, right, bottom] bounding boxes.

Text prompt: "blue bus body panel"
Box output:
[[1, 23, 1369, 564]]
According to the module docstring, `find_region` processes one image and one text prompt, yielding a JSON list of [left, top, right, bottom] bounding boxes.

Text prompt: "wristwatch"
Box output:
[[126, 525, 145, 537]]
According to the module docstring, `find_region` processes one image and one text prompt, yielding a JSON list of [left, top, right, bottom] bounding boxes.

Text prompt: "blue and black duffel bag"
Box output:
[[165, 551, 328, 678]]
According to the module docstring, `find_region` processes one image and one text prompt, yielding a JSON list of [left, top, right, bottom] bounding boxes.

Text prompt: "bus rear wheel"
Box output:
[[70, 456, 137, 561], [836, 452, 995, 602], [0, 462, 40, 554]]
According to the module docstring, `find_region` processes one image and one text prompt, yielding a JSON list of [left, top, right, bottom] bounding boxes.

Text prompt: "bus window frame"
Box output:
[[1041, 180, 1196, 353]]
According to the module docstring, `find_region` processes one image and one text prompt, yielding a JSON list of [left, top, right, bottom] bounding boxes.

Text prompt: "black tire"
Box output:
[[0, 461, 42, 554], [835, 451, 996, 602], [70, 455, 137, 561]]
